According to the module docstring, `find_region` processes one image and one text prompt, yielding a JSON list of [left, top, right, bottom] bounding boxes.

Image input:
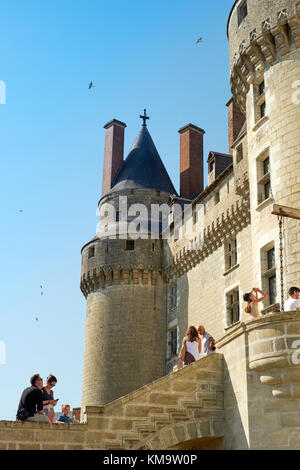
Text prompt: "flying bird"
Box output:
[[19, 210, 23, 213], [196, 37, 203, 44], [88, 81, 94, 90], [35, 317, 39, 321], [40, 285, 43, 289], [41, 292, 44, 296]]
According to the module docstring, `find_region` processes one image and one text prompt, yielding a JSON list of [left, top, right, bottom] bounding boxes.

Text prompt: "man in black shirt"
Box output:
[[16, 374, 50, 423]]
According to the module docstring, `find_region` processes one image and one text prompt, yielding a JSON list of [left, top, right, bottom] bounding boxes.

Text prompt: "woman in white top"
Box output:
[[179, 326, 202, 367], [243, 287, 267, 318]]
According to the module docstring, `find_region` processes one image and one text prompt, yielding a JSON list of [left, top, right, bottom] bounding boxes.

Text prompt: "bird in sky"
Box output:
[[40, 285, 43, 289], [196, 37, 203, 44], [88, 81, 94, 90], [19, 210, 23, 213], [35, 317, 39, 321], [41, 292, 44, 296]]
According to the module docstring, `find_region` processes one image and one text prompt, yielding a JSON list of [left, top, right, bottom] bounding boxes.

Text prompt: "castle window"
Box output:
[[125, 240, 135, 251], [259, 81, 265, 96], [238, 1, 248, 26], [255, 80, 266, 124], [236, 144, 243, 163], [192, 206, 197, 225], [168, 283, 177, 311], [260, 101, 266, 119], [257, 151, 272, 206], [261, 244, 277, 308], [116, 211, 120, 222], [214, 190, 220, 205], [224, 238, 238, 271], [88, 246, 95, 259], [167, 327, 178, 358], [226, 288, 240, 326], [152, 243, 155, 252]]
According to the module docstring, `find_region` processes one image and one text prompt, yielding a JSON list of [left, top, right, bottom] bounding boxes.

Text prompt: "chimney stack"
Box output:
[[178, 124, 205, 200], [226, 98, 246, 154], [102, 119, 127, 197]]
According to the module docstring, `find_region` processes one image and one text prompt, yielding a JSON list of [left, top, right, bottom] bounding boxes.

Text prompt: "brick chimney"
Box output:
[[178, 124, 205, 200], [102, 119, 127, 197], [226, 98, 246, 154]]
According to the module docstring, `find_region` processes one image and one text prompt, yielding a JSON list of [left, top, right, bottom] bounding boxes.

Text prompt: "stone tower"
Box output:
[[228, 0, 300, 300], [80, 114, 178, 408]]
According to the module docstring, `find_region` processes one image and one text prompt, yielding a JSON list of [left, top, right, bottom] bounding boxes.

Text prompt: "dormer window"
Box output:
[[209, 161, 215, 173], [238, 1, 248, 26]]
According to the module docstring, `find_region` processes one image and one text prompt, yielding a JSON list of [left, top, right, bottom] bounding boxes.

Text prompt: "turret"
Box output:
[[81, 112, 177, 408]]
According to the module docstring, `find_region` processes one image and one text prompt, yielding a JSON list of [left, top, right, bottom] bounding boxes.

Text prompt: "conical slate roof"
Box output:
[[109, 126, 177, 195]]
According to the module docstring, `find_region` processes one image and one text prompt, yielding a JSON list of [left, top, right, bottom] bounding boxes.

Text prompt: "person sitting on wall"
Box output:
[[197, 325, 216, 356], [56, 404, 76, 423], [284, 287, 300, 312], [243, 287, 267, 318], [41, 374, 59, 423], [16, 374, 50, 423], [179, 326, 201, 367]]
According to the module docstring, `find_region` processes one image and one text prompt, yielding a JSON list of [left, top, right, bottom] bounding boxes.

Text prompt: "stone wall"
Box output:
[[218, 311, 300, 450], [0, 354, 224, 450]]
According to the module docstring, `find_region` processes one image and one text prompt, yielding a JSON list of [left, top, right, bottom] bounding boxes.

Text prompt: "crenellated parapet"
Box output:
[[80, 265, 163, 297], [228, 1, 300, 112]]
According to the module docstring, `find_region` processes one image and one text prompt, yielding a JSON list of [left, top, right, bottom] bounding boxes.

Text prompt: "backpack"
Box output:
[[16, 407, 31, 421]]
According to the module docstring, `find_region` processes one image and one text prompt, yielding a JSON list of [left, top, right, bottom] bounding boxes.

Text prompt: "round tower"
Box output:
[[228, 0, 300, 305], [80, 119, 177, 408]]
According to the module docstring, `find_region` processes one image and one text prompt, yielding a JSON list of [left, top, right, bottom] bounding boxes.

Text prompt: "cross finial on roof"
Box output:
[[140, 109, 150, 127]]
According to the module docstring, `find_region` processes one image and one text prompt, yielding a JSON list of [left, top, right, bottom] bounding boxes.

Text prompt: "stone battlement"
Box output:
[[228, 0, 300, 112]]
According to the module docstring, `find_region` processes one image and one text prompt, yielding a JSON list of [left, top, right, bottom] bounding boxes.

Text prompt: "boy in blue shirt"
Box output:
[[57, 404, 76, 423]]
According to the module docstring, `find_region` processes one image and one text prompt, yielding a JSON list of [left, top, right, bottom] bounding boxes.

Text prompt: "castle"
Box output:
[[1, 0, 300, 451]]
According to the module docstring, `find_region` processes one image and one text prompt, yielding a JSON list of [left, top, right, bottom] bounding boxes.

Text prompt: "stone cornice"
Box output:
[[230, 5, 300, 113]]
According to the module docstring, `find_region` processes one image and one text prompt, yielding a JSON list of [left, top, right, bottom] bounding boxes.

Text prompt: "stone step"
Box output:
[[103, 440, 123, 450]]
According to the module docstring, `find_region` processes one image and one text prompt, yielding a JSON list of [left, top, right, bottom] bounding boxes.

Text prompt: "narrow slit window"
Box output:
[[88, 246, 95, 259], [125, 240, 135, 251]]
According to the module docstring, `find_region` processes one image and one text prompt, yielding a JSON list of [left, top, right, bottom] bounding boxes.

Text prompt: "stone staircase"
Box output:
[[88, 353, 224, 450]]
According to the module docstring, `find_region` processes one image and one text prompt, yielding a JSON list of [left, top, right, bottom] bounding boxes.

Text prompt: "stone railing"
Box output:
[[81, 353, 224, 450], [0, 354, 224, 451], [217, 311, 300, 449]]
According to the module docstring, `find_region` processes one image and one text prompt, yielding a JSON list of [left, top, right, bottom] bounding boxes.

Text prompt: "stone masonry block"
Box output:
[[186, 422, 198, 440], [18, 443, 41, 450], [172, 424, 188, 443], [149, 393, 182, 405], [0, 430, 35, 441], [280, 413, 300, 427], [110, 419, 133, 431], [125, 405, 165, 418], [172, 381, 197, 393], [252, 340, 274, 356]]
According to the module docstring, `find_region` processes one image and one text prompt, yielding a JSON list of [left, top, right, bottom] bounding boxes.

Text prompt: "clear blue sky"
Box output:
[[0, 0, 233, 420]]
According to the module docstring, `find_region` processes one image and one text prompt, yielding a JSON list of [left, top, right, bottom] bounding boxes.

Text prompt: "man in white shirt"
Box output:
[[284, 287, 300, 312], [197, 325, 216, 357]]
